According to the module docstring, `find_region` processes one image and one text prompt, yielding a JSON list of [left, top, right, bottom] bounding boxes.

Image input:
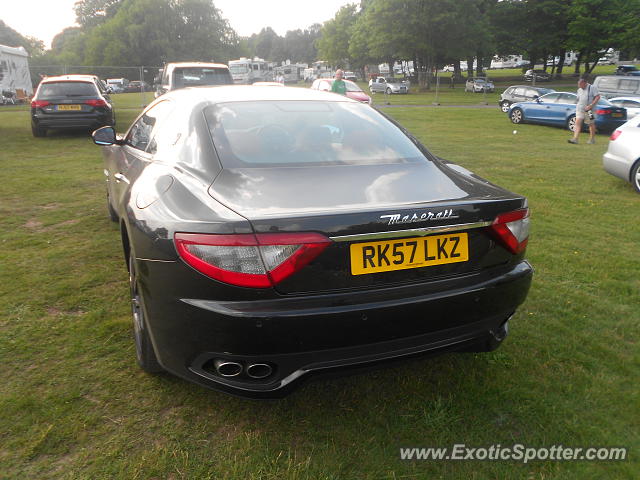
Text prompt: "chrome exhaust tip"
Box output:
[[246, 363, 273, 379], [490, 319, 510, 342], [214, 359, 243, 377]]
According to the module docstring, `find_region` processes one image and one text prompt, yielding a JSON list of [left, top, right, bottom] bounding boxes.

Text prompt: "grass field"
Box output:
[[0, 93, 638, 479]]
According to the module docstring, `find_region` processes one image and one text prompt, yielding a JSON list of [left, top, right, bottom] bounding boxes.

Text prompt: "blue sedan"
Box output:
[[508, 92, 627, 133]]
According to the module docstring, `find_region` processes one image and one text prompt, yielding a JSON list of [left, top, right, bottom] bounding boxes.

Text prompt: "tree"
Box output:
[[74, 0, 124, 28], [81, 0, 240, 66], [317, 4, 359, 68], [0, 20, 45, 56]]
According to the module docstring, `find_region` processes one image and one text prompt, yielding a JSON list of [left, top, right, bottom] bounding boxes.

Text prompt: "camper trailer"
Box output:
[[228, 57, 272, 84], [0, 44, 33, 101]]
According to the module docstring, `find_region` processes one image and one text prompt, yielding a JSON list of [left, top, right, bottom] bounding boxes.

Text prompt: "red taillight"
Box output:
[[85, 99, 108, 107], [174, 232, 331, 288], [31, 100, 50, 108], [488, 208, 530, 254], [610, 130, 622, 141], [595, 109, 611, 115]]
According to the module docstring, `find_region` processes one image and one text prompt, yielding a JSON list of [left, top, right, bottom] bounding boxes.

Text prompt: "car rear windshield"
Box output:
[[172, 67, 232, 87], [38, 81, 98, 98], [205, 101, 428, 167]]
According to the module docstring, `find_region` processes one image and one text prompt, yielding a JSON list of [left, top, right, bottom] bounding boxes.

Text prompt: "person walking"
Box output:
[[568, 76, 600, 144], [331, 69, 347, 95]]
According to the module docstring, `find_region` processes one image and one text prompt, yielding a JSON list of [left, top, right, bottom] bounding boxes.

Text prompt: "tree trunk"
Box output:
[[453, 60, 461, 80], [476, 51, 483, 76], [574, 50, 584, 75], [556, 49, 566, 77], [466, 56, 474, 77]]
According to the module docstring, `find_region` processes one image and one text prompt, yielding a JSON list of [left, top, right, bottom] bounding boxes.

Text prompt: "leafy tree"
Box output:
[[74, 0, 124, 28], [82, 0, 239, 66], [317, 4, 359, 68], [0, 20, 45, 56]]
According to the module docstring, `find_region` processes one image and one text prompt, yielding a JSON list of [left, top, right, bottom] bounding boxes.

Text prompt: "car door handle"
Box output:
[[114, 173, 130, 184]]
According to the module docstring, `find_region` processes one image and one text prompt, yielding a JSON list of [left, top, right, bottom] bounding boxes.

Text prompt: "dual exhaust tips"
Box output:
[[213, 359, 273, 379]]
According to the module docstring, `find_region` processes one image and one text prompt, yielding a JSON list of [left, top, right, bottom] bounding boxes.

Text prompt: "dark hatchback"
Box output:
[[31, 74, 114, 137], [523, 69, 552, 82], [499, 85, 555, 112], [92, 86, 533, 398]]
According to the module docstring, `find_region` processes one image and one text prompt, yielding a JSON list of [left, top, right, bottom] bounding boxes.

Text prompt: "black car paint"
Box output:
[[31, 77, 114, 135], [98, 86, 533, 397]]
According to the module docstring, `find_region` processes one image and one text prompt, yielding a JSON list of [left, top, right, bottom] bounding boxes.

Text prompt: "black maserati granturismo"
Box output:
[[92, 85, 533, 397]]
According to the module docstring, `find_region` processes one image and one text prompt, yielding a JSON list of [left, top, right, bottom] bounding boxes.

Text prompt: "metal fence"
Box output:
[[29, 65, 162, 85]]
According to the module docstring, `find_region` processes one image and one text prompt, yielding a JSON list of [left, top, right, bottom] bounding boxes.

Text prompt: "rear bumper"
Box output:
[[32, 111, 112, 130], [139, 259, 533, 397], [603, 151, 632, 181]]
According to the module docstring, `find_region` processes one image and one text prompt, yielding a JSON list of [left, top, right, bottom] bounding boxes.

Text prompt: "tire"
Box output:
[[129, 254, 163, 373], [630, 160, 640, 194], [369, 87, 375, 94], [386, 87, 392, 95], [510, 108, 524, 124], [566, 114, 576, 132], [106, 192, 118, 222], [500, 101, 511, 113], [31, 123, 46, 137]]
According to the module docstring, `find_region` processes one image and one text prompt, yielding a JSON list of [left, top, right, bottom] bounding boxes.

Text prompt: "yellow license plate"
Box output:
[[57, 104, 82, 111], [350, 233, 469, 275], [612, 113, 623, 117]]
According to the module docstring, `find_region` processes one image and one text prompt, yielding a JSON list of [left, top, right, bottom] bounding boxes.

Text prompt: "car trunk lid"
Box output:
[[208, 161, 526, 294]]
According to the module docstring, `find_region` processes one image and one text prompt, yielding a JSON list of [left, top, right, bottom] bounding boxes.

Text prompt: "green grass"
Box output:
[[0, 94, 638, 479]]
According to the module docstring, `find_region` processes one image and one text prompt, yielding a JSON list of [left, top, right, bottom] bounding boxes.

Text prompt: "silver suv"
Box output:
[[155, 62, 232, 98]]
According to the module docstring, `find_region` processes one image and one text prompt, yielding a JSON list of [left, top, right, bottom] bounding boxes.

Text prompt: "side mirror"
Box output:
[[535, 96, 541, 103], [92, 126, 117, 146]]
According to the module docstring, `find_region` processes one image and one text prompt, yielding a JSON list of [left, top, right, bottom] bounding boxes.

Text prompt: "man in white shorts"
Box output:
[[568, 76, 600, 144]]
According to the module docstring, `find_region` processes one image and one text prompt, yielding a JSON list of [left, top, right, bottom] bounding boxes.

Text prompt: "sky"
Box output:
[[3, 0, 354, 48]]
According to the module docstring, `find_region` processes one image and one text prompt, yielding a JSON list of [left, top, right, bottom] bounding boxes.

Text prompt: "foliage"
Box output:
[[317, 4, 359, 68], [0, 20, 45, 57]]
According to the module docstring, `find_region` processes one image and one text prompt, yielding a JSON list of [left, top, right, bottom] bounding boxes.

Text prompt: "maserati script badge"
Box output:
[[380, 209, 459, 226]]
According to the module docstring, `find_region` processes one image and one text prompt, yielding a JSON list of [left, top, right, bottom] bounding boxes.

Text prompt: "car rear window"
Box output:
[[38, 81, 98, 98], [172, 67, 232, 87], [205, 101, 427, 167]]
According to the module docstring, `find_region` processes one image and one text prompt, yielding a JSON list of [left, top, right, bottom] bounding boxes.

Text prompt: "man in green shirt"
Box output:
[[331, 69, 347, 95]]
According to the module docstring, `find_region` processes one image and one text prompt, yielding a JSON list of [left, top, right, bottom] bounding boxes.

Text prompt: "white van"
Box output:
[[593, 76, 640, 99]]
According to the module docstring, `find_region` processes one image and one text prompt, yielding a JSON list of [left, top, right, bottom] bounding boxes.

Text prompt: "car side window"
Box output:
[[557, 93, 577, 104], [540, 93, 560, 103], [514, 88, 527, 96], [125, 101, 173, 153]]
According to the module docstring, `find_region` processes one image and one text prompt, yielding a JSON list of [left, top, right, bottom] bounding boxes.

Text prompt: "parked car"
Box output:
[[608, 97, 640, 119], [508, 92, 627, 132], [343, 71, 358, 81], [155, 62, 233, 97], [593, 75, 640, 99], [30, 74, 114, 137], [615, 65, 640, 76], [106, 78, 129, 93], [499, 85, 555, 112], [125, 80, 151, 93], [464, 77, 495, 93], [91, 85, 532, 397], [369, 76, 409, 94], [603, 115, 640, 193], [514, 60, 531, 69], [523, 69, 551, 82], [310, 78, 371, 104]]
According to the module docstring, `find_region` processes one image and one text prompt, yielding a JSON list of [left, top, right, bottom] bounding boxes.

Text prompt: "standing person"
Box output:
[[331, 69, 347, 95], [568, 76, 600, 144]]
